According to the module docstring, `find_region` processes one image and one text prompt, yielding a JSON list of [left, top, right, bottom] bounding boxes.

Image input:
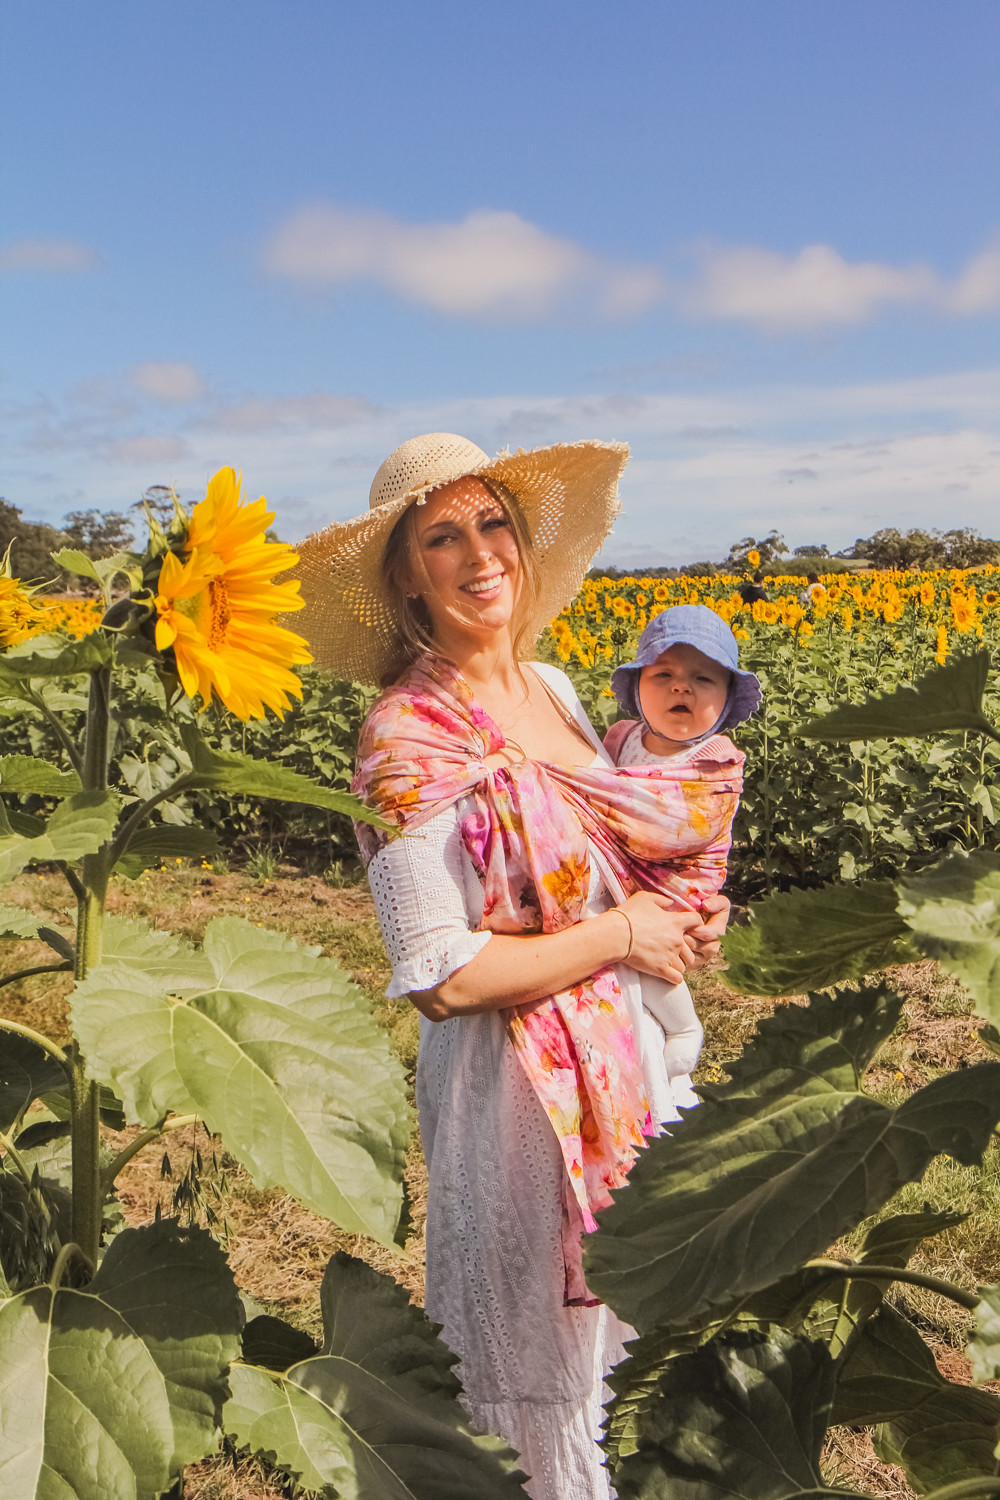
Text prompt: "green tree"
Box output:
[[725, 530, 789, 573]]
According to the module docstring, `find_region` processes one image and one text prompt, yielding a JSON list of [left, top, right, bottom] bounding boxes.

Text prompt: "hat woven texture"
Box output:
[[611, 604, 762, 731], [295, 432, 629, 685]]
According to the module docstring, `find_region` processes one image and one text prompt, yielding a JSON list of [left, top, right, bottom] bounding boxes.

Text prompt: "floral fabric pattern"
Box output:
[[353, 654, 743, 1301]]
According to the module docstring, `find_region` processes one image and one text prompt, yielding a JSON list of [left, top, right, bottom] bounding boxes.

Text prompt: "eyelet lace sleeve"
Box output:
[[366, 803, 491, 997]]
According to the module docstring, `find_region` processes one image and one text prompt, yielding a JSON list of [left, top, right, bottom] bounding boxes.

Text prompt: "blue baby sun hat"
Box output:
[[610, 603, 762, 738]]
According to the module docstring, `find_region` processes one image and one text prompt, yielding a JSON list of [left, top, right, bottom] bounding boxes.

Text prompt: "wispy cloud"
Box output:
[[197, 392, 377, 432], [262, 202, 1000, 333], [6, 369, 999, 563], [0, 238, 101, 273], [131, 361, 204, 404], [680, 242, 939, 332], [262, 202, 664, 320]]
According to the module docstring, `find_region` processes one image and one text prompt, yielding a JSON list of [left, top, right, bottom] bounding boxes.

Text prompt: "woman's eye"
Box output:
[[482, 517, 509, 532]]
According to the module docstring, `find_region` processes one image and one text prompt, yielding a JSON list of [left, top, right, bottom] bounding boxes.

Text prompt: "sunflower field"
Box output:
[[539, 565, 1000, 893], [7, 559, 1000, 894]]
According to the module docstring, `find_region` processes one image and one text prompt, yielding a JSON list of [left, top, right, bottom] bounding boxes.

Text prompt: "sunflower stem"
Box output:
[[69, 662, 114, 1269]]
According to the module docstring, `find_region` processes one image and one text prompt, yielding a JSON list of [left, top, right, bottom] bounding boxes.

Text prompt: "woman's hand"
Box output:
[[685, 893, 731, 968], [616, 891, 702, 986]]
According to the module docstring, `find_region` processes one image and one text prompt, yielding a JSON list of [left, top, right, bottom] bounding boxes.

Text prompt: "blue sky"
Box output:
[[2, 0, 998, 564]]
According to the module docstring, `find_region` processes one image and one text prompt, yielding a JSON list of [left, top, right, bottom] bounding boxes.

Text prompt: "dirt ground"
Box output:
[[2, 862, 997, 1498]]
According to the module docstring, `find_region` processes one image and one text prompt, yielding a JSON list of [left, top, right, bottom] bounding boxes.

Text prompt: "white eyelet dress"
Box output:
[[364, 664, 694, 1500]]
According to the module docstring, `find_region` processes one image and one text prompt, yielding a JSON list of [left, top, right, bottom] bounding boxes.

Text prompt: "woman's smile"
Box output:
[[462, 571, 505, 598]]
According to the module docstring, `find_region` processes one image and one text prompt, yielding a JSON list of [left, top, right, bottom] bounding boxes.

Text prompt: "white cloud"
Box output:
[[680, 243, 938, 332], [198, 392, 377, 432], [132, 361, 204, 404], [262, 203, 1000, 332], [262, 202, 664, 320], [0, 238, 101, 273], [945, 245, 1000, 315]]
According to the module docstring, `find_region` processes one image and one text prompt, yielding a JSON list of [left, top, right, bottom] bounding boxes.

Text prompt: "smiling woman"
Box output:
[[293, 432, 733, 1500]]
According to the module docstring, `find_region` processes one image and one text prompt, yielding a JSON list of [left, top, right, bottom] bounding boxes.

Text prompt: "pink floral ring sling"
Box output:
[[353, 653, 743, 1302]]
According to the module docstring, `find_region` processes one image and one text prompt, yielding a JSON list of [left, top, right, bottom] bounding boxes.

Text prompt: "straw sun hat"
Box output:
[[294, 432, 630, 685]]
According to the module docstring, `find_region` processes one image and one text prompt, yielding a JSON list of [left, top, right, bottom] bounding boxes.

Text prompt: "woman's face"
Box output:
[[408, 476, 522, 643]]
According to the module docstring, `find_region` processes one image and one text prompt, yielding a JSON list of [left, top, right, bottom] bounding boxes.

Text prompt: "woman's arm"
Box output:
[[415, 891, 703, 1022]]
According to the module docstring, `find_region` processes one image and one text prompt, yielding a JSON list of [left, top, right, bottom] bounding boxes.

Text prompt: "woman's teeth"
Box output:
[[465, 575, 502, 594]]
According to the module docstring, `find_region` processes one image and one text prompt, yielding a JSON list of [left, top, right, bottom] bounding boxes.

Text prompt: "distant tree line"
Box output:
[[590, 525, 1000, 580], [1, 499, 135, 590]]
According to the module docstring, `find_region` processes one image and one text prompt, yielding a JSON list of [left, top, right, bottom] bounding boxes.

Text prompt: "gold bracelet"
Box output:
[[611, 906, 635, 961]]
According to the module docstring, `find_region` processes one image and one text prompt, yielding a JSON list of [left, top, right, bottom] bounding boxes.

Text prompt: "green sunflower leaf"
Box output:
[[722, 879, 913, 996], [898, 847, 1000, 1027], [0, 790, 120, 884], [224, 1252, 529, 1498], [0, 754, 82, 797], [584, 984, 1000, 1336], [179, 723, 391, 830], [0, 1221, 241, 1495], [70, 917, 410, 1245], [795, 649, 999, 743]]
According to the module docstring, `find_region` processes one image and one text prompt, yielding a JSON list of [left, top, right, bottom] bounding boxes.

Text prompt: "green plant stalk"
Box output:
[[919, 1482, 1000, 1500], [0, 1017, 69, 1065], [804, 1258, 980, 1311], [69, 661, 113, 1266], [0, 961, 73, 991]]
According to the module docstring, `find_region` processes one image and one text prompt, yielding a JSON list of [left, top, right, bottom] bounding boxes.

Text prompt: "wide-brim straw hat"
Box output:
[[294, 431, 629, 685]]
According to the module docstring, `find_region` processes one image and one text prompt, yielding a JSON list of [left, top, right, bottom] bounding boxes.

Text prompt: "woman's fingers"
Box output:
[[697, 894, 731, 940]]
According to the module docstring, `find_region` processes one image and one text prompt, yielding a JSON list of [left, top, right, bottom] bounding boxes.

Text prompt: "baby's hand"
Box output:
[[686, 894, 731, 967]]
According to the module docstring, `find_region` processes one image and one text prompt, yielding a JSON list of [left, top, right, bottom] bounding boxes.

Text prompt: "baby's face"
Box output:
[[638, 643, 731, 747]]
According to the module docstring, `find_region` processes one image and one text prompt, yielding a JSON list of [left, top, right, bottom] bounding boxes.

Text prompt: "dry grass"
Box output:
[[3, 865, 997, 1496]]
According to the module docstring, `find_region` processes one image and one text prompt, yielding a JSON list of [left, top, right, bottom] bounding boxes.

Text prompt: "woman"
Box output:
[[296, 433, 729, 1500]]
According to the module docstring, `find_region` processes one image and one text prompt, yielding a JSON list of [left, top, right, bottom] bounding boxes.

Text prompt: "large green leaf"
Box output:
[[600, 1207, 965, 1471], [830, 1304, 1000, 1490], [834, 1302, 1000, 1425], [795, 650, 999, 743], [70, 917, 409, 1245], [225, 1252, 528, 1498], [0, 1220, 241, 1498], [584, 985, 1000, 1334], [180, 723, 390, 829], [609, 1328, 866, 1500], [898, 848, 1000, 1026], [969, 1283, 1000, 1384], [722, 881, 912, 996], [113, 823, 219, 880], [0, 756, 81, 797], [0, 1033, 68, 1132], [0, 632, 112, 685], [0, 791, 119, 883]]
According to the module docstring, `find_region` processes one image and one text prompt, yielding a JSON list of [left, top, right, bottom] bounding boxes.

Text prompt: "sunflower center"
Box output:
[[207, 577, 232, 651]]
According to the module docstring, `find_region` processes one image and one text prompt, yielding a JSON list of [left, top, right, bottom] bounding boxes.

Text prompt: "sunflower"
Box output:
[[984, 591, 1000, 608], [935, 624, 948, 663], [154, 468, 312, 720], [0, 549, 48, 649], [747, 549, 761, 568], [951, 594, 977, 633]]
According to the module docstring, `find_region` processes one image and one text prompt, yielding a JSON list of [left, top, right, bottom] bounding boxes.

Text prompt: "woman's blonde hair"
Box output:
[[380, 476, 540, 686]]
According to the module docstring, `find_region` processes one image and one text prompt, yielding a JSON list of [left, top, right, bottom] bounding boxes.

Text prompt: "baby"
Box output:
[[604, 604, 761, 1106]]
